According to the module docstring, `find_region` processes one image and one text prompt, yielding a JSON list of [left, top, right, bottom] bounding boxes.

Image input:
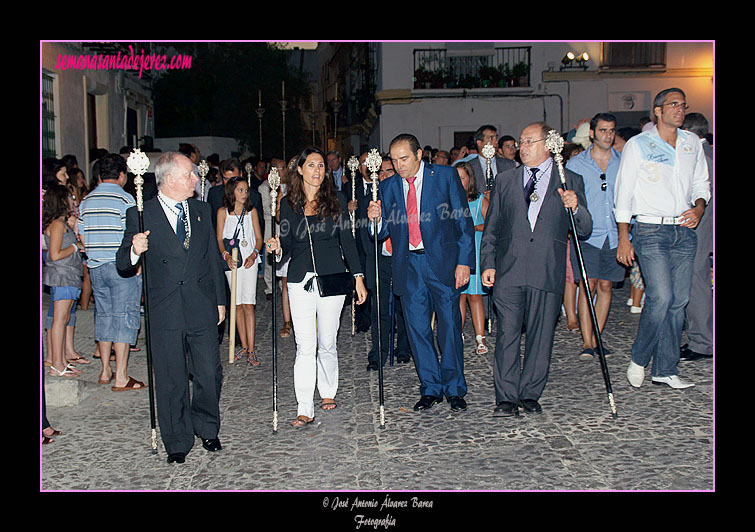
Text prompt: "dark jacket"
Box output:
[[279, 190, 363, 284]]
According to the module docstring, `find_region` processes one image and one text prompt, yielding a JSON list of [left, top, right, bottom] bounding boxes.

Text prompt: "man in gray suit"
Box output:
[[469, 124, 517, 196], [680, 113, 713, 361], [480, 122, 592, 417]]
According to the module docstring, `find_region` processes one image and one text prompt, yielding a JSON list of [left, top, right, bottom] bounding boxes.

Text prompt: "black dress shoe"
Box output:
[[518, 399, 542, 414], [448, 396, 467, 412], [395, 355, 411, 364], [200, 437, 222, 452], [366, 361, 379, 371], [413, 395, 442, 411], [167, 452, 186, 464], [679, 346, 712, 361], [493, 401, 519, 417]]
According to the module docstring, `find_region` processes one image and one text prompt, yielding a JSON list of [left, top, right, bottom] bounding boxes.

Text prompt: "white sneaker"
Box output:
[[626, 361, 645, 387], [651, 375, 695, 389], [630, 305, 643, 314], [627, 298, 633, 306]]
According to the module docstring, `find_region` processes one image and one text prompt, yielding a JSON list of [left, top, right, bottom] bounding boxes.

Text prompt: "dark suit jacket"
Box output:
[[116, 197, 226, 330], [469, 155, 517, 195], [279, 190, 363, 284], [375, 163, 475, 296], [480, 163, 592, 294]]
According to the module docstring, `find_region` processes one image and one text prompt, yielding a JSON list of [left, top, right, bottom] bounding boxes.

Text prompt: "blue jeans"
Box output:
[[631, 223, 697, 377], [89, 262, 142, 345]]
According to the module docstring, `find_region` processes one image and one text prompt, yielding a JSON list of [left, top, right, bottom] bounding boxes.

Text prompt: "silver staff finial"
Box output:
[[481, 142, 495, 161], [268, 167, 281, 218], [126, 148, 150, 211], [365, 148, 382, 201]]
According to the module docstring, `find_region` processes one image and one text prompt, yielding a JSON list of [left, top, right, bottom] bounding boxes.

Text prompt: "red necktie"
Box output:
[[385, 236, 392, 255], [406, 176, 422, 247]]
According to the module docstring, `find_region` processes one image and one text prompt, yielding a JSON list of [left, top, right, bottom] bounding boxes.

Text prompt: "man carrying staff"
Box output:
[[480, 122, 592, 417], [116, 152, 227, 464]]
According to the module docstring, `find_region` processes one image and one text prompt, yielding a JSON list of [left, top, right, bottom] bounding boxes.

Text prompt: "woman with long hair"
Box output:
[[43, 183, 85, 377], [266, 147, 367, 427], [455, 161, 489, 354], [217, 178, 263, 365]]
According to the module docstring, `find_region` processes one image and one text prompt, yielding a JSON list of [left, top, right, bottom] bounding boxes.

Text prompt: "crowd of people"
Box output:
[[42, 86, 712, 459]]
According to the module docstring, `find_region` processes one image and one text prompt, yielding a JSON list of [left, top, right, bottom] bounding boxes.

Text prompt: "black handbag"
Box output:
[[222, 209, 244, 271], [302, 214, 354, 297]]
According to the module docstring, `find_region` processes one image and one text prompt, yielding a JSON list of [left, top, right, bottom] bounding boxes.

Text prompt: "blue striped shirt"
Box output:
[[77, 183, 135, 269]]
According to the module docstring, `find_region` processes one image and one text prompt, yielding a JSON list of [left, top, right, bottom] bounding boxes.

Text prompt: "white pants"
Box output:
[[288, 272, 346, 418]]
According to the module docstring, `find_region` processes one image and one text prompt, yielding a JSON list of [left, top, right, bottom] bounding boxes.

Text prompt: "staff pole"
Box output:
[[366, 149, 385, 429], [481, 143, 496, 335], [545, 130, 617, 419], [268, 167, 282, 434], [347, 156, 359, 337], [126, 148, 158, 454]]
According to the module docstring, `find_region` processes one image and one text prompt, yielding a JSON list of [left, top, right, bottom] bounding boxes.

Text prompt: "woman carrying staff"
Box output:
[[266, 147, 367, 427], [217, 178, 263, 366], [455, 161, 489, 354]]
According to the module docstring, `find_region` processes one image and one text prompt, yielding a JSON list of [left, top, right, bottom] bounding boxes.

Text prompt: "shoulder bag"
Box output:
[[302, 214, 353, 297]]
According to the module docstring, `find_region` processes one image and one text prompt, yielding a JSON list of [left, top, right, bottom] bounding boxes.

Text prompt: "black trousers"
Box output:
[[492, 285, 561, 404], [150, 325, 223, 454], [368, 254, 410, 365]]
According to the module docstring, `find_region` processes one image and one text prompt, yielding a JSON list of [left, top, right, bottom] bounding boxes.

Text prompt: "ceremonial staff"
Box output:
[[245, 162, 252, 189], [268, 166, 281, 434], [228, 248, 238, 364], [198, 159, 208, 201], [545, 130, 618, 419], [366, 148, 386, 429], [481, 142, 495, 335], [347, 155, 359, 337], [126, 148, 158, 454]]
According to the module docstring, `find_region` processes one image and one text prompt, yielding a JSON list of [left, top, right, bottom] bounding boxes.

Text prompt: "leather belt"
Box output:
[[409, 249, 425, 255], [636, 215, 683, 225]]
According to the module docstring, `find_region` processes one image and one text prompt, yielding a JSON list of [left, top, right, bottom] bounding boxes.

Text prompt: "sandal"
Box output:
[[321, 398, 337, 411], [43, 436, 55, 445], [291, 415, 314, 427], [111, 376, 146, 392], [247, 350, 261, 367], [49, 365, 78, 378], [66, 355, 91, 365], [280, 321, 293, 338], [475, 335, 488, 355], [234, 347, 247, 362]]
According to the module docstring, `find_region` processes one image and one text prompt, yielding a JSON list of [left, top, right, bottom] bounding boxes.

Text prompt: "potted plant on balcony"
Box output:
[[414, 66, 431, 89], [512, 61, 530, 87]]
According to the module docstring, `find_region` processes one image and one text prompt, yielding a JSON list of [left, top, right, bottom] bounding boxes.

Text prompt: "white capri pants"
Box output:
[[287, 271, 347, 418]]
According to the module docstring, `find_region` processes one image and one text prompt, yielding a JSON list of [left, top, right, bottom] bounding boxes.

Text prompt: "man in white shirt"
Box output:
[[614, 88, 710, 390]]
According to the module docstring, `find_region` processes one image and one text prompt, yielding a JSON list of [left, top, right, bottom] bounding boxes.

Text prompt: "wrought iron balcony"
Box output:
[[413, 46, 531, 90]]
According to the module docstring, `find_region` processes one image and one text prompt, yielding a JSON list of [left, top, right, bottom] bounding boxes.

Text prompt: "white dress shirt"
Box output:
[[130, 191, 190, 265], [614, 125, 710, 224]]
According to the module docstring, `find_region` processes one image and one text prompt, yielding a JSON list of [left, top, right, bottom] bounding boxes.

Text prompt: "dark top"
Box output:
[[279, 190, 363, 284]]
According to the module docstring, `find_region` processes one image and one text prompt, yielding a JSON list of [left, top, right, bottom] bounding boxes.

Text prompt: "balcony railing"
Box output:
[[413, 46, 531, 89]]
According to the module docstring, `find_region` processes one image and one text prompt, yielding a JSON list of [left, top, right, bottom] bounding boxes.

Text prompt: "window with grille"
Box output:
[[42, 72, 56, 158], [600, 43, 667, 71]]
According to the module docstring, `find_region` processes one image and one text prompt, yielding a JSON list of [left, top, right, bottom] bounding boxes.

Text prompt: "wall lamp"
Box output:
[[560, 51, 590, 71]]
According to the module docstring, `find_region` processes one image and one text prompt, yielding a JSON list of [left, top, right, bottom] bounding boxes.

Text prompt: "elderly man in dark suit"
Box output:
[[481, 122, 592, 417], [116, 151, 227, 464]]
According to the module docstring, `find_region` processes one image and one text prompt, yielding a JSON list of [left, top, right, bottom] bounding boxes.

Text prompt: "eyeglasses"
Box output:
[[515, 138, 545, 149], [600, 173, 607, 191], [663, 101, 689, 110]]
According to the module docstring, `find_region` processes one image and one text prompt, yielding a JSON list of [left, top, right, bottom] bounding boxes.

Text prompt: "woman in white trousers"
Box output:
[[267, 147, 367, 427]]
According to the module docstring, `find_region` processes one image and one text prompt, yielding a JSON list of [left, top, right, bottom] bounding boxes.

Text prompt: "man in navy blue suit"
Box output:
[[367, 133, 475, 412]]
